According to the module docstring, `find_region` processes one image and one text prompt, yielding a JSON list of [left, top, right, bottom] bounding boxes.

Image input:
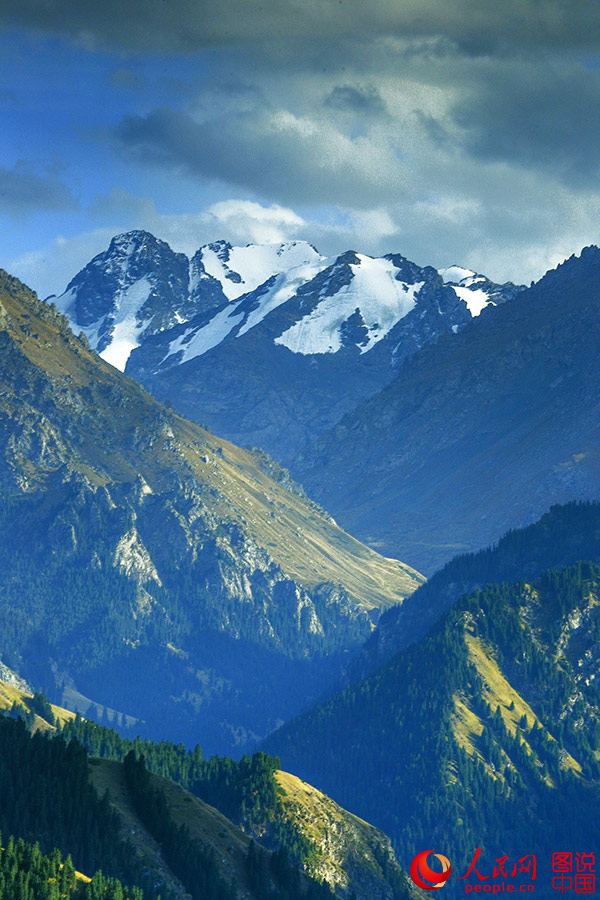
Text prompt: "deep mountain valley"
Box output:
[[2, 237, 600, 900]]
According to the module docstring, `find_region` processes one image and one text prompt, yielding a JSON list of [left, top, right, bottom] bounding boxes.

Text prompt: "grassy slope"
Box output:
[[0, 681, 76, 730], [451, 633, 582, 784], [275, 770, 408, 898], [0, 271, 422, 610], [88, 758, 255, 900]]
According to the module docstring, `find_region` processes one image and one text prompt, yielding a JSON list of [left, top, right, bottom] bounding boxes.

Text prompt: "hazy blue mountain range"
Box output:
[[292, 246, 600, 573]]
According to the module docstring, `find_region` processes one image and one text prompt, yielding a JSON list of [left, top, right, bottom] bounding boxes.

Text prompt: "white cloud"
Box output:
[[8, 199, 308, 297], [2, 0, 600, 300], [206, 200, 306, 244], [10, 174, 600, 301], [115, 105, 411, 208]]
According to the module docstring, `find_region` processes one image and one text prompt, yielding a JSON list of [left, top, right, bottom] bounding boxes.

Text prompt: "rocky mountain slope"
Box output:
[[272, 770, 410, 900], [52, 231, 522, 461], [0, 269, 421, 754], [292, 246, 600, 573]]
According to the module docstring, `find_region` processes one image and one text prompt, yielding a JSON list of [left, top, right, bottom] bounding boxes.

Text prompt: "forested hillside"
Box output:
[[0, 836, 141, 900], [60, 715, 412, 900], [0, 715, 160, 897], [0, 712, 337, 900], [0, 696, 413, 900], [264, 560, 600, 891], [355, 500, 600, 677]]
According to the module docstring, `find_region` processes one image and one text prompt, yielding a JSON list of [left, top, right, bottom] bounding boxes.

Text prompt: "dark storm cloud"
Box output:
[[324, 85, 387, 115], [0, 162, 77, 218], [114, 107, 404, 207], [4, 0, 600, 291], [451, 63, 600, 183], [1, 0, 599, 56]]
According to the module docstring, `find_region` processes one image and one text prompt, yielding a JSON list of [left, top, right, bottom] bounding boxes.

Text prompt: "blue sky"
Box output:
[[1, 1, 599, 297]]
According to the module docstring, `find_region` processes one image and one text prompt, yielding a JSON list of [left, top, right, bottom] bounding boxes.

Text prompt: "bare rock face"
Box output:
[[0, 660, 32, 692]]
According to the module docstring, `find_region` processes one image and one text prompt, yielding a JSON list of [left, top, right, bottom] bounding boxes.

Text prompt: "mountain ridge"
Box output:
[[291, 245, 600, 573], [0, 268, 421, 754], [340, 500, 600, 692], [263, 554, 600, 894], [0, 687, 417, 900], [51, 231, 523, 462]]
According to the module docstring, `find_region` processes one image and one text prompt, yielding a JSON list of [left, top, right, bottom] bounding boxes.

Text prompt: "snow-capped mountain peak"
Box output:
[[50, 231, 526, 462], [438, 264, 478, 284], [159, 248, 437, 367], [274, 254, 424, 356], [198, 239, 323, 301], [55, 230, 190, 370], [52, 231, 524, 381], [438, 263, 524, 318], [54, 234, 326, 371]]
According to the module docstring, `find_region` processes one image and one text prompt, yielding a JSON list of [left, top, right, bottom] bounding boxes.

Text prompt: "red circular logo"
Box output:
[[410, 850, 452, 890]]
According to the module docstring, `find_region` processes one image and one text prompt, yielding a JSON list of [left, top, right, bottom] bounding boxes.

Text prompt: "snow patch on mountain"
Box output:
[[57, 278, 153, 370], [165, 254, 427, 364], [275, 256, 424, 356], [439, 265, 477, 283], [99, 278, 153, 369], [438, 265, 501, 318], [236, 259, 330, 339], [451, 285, 491, 317], [165, 257, 332, 364], [167, 304, 247, 364], [200, 240, 323, 300], [54, 286, 75, 317]]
